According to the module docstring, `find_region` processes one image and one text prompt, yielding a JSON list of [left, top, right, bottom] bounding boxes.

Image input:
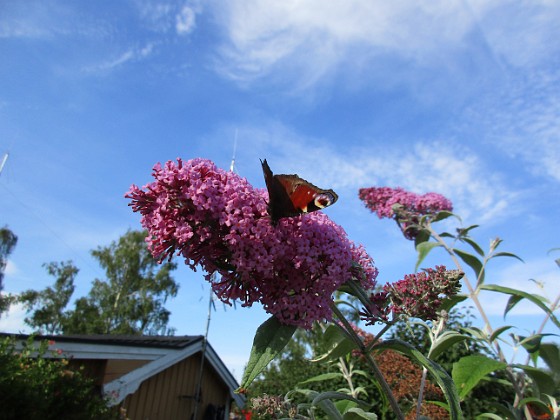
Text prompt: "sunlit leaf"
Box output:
[[299, 372, 343, 385], [429, 331, 470, 359], [342, 408, 378, 419], [452, 355, 507, 400], [238, 316, 296, 391]]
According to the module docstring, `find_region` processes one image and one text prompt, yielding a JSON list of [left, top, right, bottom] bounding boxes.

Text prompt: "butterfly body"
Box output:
[[261, 159, 338, 224]]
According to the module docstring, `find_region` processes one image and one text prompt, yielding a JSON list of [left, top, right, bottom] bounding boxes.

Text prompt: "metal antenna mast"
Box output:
[[0, 153, 8, 176]]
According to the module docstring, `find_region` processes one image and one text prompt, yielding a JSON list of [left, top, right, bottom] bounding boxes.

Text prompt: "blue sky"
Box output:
[[1, 0, 559, 380]]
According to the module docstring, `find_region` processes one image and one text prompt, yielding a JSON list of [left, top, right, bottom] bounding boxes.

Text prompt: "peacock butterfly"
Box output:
[[261, 159, 338, 224]]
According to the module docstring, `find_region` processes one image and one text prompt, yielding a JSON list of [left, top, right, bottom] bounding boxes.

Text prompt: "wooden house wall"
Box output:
[[121, 352, 230, 420]]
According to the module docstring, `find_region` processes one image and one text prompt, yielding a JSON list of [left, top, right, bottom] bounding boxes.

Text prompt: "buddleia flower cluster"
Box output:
[[358, 187, 453, 239], [126, 158, 378, 328]]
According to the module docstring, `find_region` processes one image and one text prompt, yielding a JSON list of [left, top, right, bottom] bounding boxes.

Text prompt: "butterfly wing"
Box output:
[[261, 159, 338, 224], [261, 159, 299, 222], [275, 175, 338, 213]]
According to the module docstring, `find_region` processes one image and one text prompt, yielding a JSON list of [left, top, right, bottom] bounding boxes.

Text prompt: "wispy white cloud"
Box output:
[[176, 5, 198, 35], [212, 0, 560, 89], [133, 0, 202, 35], [461, 64, 560, 183], [220, 123, 517, 222], [82, 43, 156, 73], [0, 302, 30, 334]]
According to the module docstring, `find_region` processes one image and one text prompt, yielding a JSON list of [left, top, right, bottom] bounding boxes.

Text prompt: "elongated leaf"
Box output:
[[458, 224, 479, 235], [475, 413, 504, 419], [513, 364, 557, 396], [461, 237, 485, 256], [432, 210, 456, 223], [415, 242, 441, 272], [239, 316, 297, 390], [375, 339, 462, 419], [342, 408, 378, 420], [479, 284, 560, 328], [414, 229, 431, 247], [429, 331, 470, 359], [299, 372, 343, 385], [504, 294, 524, 317], [539, 342, 560, 373], [452, 355, 507, 400], [489, 251, 524, 263], [439, 294, 468, 313], [312, 324, 357, 362], [489, 326, 513, 343], [312, 392, 361, 420], [453, 248, 485, 285]]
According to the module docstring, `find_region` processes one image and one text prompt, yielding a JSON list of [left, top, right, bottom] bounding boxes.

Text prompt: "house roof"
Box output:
[[1, 332, 245, 407]]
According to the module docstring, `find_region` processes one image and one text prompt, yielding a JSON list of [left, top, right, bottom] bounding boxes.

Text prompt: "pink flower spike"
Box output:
[[126, 158, 378, 328]]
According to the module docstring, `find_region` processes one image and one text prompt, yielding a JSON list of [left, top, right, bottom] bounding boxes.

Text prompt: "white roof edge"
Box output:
[[102, 340, 244, 407]]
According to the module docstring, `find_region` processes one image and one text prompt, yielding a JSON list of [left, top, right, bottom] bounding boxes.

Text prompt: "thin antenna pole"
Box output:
[[193, 275, 215, 419], [229, 130, 238, 172], [0, 153, 8, 176]]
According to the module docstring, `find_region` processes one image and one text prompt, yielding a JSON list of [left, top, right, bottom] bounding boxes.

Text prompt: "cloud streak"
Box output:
[[212, 0, 560, 90]]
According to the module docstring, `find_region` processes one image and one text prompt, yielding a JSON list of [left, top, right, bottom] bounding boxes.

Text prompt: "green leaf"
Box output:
[[238, 316, 296, 391], [451, 355, 507, 400], [312, 392, 362, 420], [414, 229, 431, 247], [453, 248, 485, 285], [415, 242, 441, 272], [439, 294, 468, 313], [461, 237, 485, 257], [299, 372, 344, 385], [432, 210, 456, 222], [375, 339, 462, 419], [489, 326, 514, 343], [513, 364, 557, 396], [479, 284, 560, 328], [489, 251, 524, 263], [518, 334, 557, 354], [429, 331, 470, 359], [504, 294, 524, 317], [539, 342, 560, 373], [342, 408, 378, 420], [475, 413, 504, 419], [312, 324, 357, 362]]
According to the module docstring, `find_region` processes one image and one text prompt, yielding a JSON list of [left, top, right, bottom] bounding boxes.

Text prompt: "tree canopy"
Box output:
[[19, 230, 179, 335]]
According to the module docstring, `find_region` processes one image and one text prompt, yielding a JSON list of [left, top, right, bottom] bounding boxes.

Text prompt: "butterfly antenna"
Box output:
[[229, 129, 238, 173]]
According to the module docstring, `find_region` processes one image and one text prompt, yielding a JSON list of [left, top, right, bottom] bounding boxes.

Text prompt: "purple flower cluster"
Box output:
[[126, 158, 378, 328], [359, 187, 453, 219], [361, 266, 462, 323], [358, 187, 453, 239]]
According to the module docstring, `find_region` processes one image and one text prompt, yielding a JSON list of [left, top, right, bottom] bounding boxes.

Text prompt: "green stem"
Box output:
[[427, 224, 526, 408], [331, 303, 405, 420]]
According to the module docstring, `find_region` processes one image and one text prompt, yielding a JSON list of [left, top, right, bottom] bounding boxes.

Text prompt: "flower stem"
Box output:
[[331, 303, 405, 420]]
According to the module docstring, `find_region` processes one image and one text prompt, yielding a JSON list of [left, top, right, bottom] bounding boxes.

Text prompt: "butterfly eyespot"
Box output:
[[314, 194, 334, 209]]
